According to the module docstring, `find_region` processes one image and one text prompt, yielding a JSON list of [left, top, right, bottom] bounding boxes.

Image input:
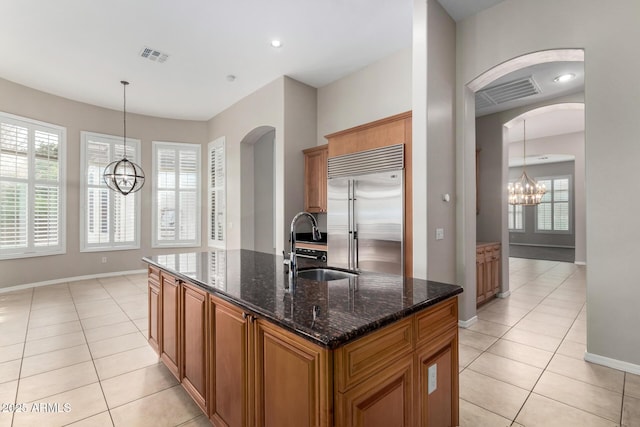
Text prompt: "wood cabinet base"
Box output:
[[148, 269, 458, 427]]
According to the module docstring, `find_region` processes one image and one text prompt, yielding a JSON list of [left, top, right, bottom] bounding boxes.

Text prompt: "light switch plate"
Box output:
[[428, 364, 437, 394], [435, 228, 444, 240]]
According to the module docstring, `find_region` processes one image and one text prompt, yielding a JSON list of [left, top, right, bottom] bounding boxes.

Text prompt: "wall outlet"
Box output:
[[428, 363, 437, 394], [101, 257, 107, 264], [435, 228, 444, 240]]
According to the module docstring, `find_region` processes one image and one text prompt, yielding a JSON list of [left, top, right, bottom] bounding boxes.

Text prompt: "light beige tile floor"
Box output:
[[0, 261, 638, 426], [0, 274, 204, 427], [460, 257, 640, 427]]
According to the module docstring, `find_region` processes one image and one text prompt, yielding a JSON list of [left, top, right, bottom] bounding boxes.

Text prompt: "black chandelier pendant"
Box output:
[[103, 81, 145, 195]]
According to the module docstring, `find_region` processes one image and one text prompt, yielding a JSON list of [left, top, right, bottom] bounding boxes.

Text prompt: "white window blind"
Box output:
[[152, 141, 201, 247], [508, 202, 524, 231], [80, 132, 141, 251], [0, 112, 66, 259], [208, 137, 226, 248], [536, 177, 570, 232]]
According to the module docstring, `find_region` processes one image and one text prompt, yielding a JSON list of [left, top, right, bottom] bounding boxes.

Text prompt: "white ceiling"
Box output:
[[437, 0, 507, 21], [0, 0, 413, 120]]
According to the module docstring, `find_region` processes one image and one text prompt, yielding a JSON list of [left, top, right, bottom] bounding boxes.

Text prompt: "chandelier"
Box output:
[[103, 81, 145, 195], [508, 120, 546, 205]]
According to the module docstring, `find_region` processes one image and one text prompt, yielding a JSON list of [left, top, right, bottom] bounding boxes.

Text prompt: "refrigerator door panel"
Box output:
[[353, 171, 403, 275], [327, 177, 351, 270]]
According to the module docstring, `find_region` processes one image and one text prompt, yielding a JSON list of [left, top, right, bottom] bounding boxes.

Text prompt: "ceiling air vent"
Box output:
[[139, 47, 169, 63], [476, 76, 541, 107]]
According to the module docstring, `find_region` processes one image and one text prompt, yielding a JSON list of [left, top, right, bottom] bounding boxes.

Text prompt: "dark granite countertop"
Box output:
[[143, 249, 462, 349]]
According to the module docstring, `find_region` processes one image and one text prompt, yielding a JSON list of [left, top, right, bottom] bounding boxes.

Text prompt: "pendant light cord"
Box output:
[[121, 80, 129, 159], [522, 120, 526, 170]]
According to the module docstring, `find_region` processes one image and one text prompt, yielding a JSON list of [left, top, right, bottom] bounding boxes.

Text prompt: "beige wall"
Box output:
[[317, 47, 412, 143], [456, 0, 640, 368], [0, 78, 208, 289], [208, 77, 284, 252], [208, 76, 317, 255], [425, 0, 456, 284]]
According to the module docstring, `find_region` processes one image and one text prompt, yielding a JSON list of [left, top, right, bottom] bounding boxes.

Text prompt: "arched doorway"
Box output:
[[457, 49, 585, 325], [240, 126, 276, 253]]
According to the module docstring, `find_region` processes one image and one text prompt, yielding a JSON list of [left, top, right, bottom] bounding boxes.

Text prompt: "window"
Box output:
[[508, 203, 524, 231], [536, 176, 570, 232], [152, 142, 201, 247], [80, 132, 141, 251], [0, 112, 66, 259], [208, 137, 226, 248]]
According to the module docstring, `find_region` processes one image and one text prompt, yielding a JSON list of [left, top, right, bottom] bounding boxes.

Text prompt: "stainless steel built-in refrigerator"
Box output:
[[327, 144, 404, 275]]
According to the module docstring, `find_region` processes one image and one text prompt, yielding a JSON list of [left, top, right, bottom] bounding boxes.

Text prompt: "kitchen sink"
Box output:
[[297, 267, 358, 282]]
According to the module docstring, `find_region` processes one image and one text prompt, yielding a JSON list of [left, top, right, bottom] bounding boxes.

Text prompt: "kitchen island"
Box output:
[[143, 249, 462, 427]]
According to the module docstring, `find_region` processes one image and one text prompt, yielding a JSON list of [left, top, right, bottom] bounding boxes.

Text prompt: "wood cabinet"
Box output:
[[476, 242, 501, 306], [182, 283, 209, 413], [209, 295, 331, 427], [148, 266, 160, 354], [160, 271, 180, 379], [303, 144, 328, 213], [148, 268, 458, 427], [325, 112, 413, 276], [210, 296, 251, 427], [254, 319, 331, 427]]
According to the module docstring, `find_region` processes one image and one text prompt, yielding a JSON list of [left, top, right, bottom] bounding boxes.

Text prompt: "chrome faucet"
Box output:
[[288, 212, 321, 291]]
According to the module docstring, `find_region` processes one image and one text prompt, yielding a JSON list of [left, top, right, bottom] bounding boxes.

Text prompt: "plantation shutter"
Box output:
[[208, 137, 225, 247], [0, 113, 65, 259]]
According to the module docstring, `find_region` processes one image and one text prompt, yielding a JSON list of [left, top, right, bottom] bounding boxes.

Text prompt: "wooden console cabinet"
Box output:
[[148, 267, 458, 427], [476, 242, 501, 305], [303, 144, 328, 213]]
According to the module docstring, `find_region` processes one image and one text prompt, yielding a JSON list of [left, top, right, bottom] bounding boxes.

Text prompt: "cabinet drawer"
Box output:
[[148, 265, 160, 283], [415, 297, 457, 347], [335, 317, 413, 392]]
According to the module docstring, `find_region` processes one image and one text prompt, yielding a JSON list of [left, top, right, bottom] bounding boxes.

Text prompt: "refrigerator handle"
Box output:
[[352, 183, 358, 270], [347, 180, 353, 270]]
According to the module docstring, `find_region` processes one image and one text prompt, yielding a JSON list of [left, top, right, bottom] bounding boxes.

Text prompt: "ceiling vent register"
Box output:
[[140, 47, 169, 63], [328, 144, 404, 178], [476, 76, 541, 108]]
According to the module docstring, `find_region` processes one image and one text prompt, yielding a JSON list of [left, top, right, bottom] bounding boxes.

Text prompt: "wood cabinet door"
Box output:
[[303, 145, 327, 213], [254, 319, 331, 427], [148, 280, 160, 354], [337, 354, 414, 427], [416, 327, 458, 427], [161, 272, 180, 379], [476, 248, 486, 304], [210, 296, 251, 427], [182, 284, 208, 413], [491, 245, 501, 294]]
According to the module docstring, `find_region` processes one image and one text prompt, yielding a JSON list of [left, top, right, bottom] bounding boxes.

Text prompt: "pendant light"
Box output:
[[508, 120, 546, 205], [103, 81, 145, 195]]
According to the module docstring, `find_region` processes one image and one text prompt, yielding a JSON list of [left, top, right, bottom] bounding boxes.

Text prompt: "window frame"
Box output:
[[151, 141, 202, 248], [535, 175, 572, 234], [0, 112, 67, 260], [79, 131, 142, 252], [507, 201, 525, 232]]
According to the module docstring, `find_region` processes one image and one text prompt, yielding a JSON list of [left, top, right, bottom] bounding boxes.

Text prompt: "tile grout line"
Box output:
[[465, 260, 589, 425], [69, 279, 117, 427], [11, 286, 35, 427]]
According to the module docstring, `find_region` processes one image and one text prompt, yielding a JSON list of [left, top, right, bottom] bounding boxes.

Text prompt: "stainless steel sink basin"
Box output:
[[297, 267, 358, 282]]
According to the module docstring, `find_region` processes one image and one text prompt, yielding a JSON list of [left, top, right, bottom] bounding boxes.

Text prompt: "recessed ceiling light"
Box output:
[[270, 40, 282, 48], [554, 73, 576, 83]]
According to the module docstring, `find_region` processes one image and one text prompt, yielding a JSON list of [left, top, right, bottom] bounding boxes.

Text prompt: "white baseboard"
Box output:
[[458, 316, 478, 329], [0, 269, 147, 294], [575, 261, 586, 266], [497, 290, 511, 298], [584, 351, 640, 375]]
